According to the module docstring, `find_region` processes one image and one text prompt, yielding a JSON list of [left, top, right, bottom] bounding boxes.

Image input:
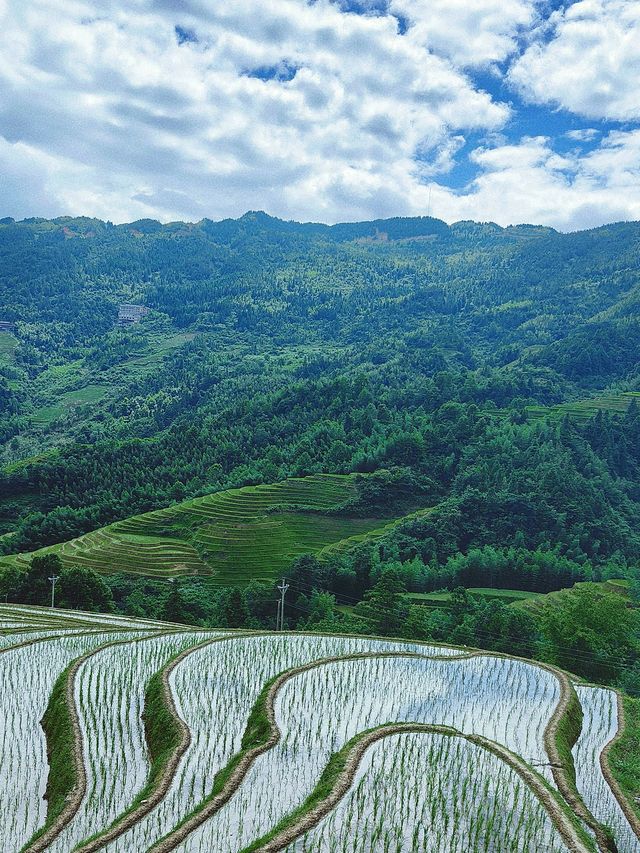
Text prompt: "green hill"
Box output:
[[0, 474, 431, 585]]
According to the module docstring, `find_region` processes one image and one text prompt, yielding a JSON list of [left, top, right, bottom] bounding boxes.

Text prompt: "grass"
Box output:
[[103, 332, 196, 383], [526, 392, 640, 423], [609, 695, 640, 824], [488, 391, 640, 424], [520, 581, 632, 619], [31, 385, 109, 426], [552, 684, 618, 851], [143, 669, 184, 790], [1, 474, 430, 585], [239, 726, 380, 853], [20, 331, 195, 437], [0, 331, 17, 363], [21, 665, 76, 851], [405, 588, 543, 609]]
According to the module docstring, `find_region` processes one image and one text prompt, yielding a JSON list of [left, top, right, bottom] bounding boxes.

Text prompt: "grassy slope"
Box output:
[[28, 331, 196, 428], [487, 391, 640, 424], [406, 588, 544, 608], [0, 330, 17, 363], [1, 474, 432, 585], [609, 696, 640, 824]]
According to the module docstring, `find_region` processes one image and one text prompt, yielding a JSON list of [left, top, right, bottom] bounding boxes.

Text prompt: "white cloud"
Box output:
[[0, 0, 511, 223], [564, 128, 599, 142], [509, 0, 640, 121], [431, 131, 640, 231], [389, 0, 538, 67], [0, 0, 637, 229]]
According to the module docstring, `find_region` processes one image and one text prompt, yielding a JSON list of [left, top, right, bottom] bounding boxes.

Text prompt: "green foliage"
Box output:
[[535, 583, 640, 682], [24, 665, 76, 848], [609, 696, 640, 822], [1, 475, 419, 586], [143, 669, 182, 783], [161, 580, 192, 625], [554, 684, 583, 788], [57, 565, 113, 611], [2, 215, 640, 563], [15, 553, 62, 605], [2, 213, 640, 685], [219, 587, 250, 628], [355, 569, 407, 635]]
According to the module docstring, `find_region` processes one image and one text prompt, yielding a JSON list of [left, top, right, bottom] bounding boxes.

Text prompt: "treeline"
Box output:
[[4, 399, 640, 574], [4, 548, 637, 691]]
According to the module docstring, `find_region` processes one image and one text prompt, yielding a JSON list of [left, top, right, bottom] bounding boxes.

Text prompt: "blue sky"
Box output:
[[0, 0, 638, 230]]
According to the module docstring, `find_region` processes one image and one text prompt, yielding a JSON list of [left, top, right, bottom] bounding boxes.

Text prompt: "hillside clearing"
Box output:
[[0, 475, 432, 585]]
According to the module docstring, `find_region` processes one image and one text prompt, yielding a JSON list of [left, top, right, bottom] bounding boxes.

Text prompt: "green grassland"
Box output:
[[27, 331, 197, 428], [518, 580, 632, 616], [30, 384, 109, 426], [404, 588, 544, 609], [405, 582, 628, 613], [0, 474, 431, 585], [101, 331, 196, 382]]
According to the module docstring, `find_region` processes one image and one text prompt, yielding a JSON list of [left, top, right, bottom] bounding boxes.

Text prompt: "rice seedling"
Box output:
[[0, 629, 112, 649], [573, 685, 639, 852], [0, 632, 139, 850], [45, 631, 222, 852], [282, 732, 571, 853], [175, 653, 561, 851], [0, 603, 176, 631], [102, 635, 457, 852], [2, 613, 636, 853]]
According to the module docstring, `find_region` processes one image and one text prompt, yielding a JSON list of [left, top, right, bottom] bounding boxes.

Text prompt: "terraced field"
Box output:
[[1, 606, 638, 852], [0, 475, 428, 585], [30, 384, 109, 426], [0, 330, 17, 364], [525, 391, 640, 422], [405, 588, 544, 609]]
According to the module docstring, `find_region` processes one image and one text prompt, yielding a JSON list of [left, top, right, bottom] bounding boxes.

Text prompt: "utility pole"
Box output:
[[49, 573, 59, 609], [277, 578, 289, 631]]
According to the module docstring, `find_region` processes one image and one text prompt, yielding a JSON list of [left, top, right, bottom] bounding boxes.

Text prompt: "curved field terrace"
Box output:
[[0, 607, 638, 853]]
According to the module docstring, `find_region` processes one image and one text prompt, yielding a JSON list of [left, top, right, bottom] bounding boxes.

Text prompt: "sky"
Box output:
[[0, 0, 638, 230]]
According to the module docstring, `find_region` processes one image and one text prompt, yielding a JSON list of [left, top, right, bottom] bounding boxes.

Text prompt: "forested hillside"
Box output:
[[2, 211, 640, 684], [1, 212, 639, 547]]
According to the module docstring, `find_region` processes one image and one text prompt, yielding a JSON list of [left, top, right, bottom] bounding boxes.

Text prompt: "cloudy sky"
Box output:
[[0, 0, 638, 230]]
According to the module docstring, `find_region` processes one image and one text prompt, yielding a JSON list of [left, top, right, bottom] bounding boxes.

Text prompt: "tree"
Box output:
[[219, 587, 249, 628], [245, 579, 277, 628], [448, 586, 473, 624], [17, 554, 63, 606], [404, 605, 435, 641], [538, 583, 639, 681], [58, 566, 113, 612], [162, 579, 190, 624], [0, 564, 23, 603], [288, 554, 326, 596], [355, 569, 407, 635], [301, 590, 337, 627]]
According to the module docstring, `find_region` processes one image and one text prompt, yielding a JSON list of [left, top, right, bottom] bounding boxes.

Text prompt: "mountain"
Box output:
[[1, 211, 640, 688], [0, 213, 638, 556]]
